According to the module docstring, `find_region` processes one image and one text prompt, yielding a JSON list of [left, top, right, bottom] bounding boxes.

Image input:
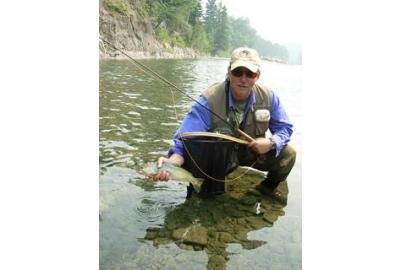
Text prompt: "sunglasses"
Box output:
[[231, 68, 258, 79]]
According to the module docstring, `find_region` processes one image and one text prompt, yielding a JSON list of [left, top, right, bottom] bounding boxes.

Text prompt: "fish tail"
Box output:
[[191, 180, 203, 193]]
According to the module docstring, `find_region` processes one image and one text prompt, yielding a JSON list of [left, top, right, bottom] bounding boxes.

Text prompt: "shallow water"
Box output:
[[99, 59, 302, 270]]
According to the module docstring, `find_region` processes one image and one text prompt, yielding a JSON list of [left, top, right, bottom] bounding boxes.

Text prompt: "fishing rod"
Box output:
[[100, 38, 255, 142]]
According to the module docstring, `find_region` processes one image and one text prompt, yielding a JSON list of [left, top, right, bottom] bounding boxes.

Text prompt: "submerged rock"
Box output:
[[172, 225, 208, 246], [263, 211, 279, 224], [215, 232, 234, 243], [239, 195, 258, 206], [208, 254, 226, 270]]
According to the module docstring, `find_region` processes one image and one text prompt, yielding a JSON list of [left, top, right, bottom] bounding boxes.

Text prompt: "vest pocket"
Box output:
[[255, 121, 269, 137], [244, 113, 268, 137]]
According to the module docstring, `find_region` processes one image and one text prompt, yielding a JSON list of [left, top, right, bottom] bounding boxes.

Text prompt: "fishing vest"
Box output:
[[202, 81, 272, 139]]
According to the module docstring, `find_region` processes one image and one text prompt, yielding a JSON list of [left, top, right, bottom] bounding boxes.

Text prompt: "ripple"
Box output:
[[100, 140, 136, 150], [160, 122, 180, 126], [132, 138, 147, 143], [120, 127, 130, 133], [100, 157, 135, 168], [100, 129, 116, 133], [148, 150, 168, 156], [149, 107, 163, 111], [135, 196, 165, 224], [162, 139, 173, 145], [127, 111, 141, 116]]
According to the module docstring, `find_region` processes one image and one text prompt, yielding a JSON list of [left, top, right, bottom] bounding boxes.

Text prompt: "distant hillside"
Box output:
[[99, 0, 199, 58], [99, 0, 298, 63]]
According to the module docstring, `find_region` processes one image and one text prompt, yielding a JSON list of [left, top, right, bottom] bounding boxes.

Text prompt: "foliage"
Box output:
[[189, 23, 210, 52], [212, 3, 231, 54], [156, 26, 171, 44], [103, 0, 129, 15], [171, 32, 186, 48], [139, 0, 150, 17], [138, 0, 292, 62], [204, 0, 217, 48]]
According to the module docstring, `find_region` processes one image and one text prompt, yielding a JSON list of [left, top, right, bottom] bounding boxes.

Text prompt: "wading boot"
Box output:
[[256, 180, 288, 205]]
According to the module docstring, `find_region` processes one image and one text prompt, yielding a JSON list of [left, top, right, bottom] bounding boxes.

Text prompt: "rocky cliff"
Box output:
[[99, 0, 199, 59]]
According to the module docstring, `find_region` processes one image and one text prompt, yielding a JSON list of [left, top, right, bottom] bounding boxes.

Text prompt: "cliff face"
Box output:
[[99, 0, 198, 59]]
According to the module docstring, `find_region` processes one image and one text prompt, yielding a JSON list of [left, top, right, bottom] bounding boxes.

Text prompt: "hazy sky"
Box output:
[[215, 0, 302, 44]]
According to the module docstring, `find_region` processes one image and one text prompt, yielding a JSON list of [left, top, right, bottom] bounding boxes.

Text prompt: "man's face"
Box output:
[[228, 67, 260, 101]]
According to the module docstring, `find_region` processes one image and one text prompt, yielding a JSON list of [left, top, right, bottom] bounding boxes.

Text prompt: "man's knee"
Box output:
[[279, 145, 296, 169]]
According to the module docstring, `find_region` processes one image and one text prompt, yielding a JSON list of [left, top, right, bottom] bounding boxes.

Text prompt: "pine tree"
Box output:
[[213, 4, 230, 55], [204, 0, 218, 49]]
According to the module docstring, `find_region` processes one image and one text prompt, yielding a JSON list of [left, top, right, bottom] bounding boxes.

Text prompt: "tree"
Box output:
[[204, 0, 218, 48], [213, 4, 230, 55], [229, 17, 257, 49], [189, 23, 209, 52], [188, 0, 203, 26]]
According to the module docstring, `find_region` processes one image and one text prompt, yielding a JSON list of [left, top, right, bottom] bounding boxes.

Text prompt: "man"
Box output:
[[153, 47, 296, 197]]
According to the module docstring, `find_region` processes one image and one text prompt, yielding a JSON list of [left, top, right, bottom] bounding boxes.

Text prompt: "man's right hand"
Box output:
[[153, 157, 171, 181], [151, 154, 184, 181]]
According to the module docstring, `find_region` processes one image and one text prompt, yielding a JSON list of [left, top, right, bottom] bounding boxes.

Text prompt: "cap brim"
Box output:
[[230, 60, 259, 73]]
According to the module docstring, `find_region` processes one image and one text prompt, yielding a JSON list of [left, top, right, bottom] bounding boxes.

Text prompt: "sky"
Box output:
[[209, 0, 302, 45]]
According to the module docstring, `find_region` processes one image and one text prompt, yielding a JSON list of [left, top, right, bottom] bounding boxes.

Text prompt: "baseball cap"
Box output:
[[229, 47, 261, 73]]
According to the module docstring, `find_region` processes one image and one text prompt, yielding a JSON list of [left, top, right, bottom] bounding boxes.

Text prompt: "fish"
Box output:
[[142, 163, 204, 193], [231, 166, 268, 178]]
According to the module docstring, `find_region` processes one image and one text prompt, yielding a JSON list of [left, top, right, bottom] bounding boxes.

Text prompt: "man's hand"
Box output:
[[152, 154, 184, 181], [153, 157, 171, 181], [248, 137, 274, 154]]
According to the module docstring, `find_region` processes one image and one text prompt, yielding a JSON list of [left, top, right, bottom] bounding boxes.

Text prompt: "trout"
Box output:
[[142, 163, 204, 193]]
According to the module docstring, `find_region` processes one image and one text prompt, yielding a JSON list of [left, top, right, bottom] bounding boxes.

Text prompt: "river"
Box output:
[[99, 58, 302, 270]]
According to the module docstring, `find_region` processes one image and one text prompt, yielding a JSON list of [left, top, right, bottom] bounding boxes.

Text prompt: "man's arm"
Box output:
[[152, 96, 211, 181], [268, 90, 293, 156], [168, 96, 211, 157]]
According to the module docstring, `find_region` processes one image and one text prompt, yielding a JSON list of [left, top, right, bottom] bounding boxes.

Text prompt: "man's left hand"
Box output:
[[248, 137, 274, 154]]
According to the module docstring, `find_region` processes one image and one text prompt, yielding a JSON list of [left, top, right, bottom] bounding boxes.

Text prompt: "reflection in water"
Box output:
[[144, 170, 288, 270]]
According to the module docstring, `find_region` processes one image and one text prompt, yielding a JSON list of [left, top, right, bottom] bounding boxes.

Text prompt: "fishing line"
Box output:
[[100, 38, 259, 182], [100, 38, 237, 131], [168, 78, 250, 183]]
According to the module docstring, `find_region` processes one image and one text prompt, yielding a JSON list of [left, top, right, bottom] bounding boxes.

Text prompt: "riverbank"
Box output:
[[99, 41, 207, 60]]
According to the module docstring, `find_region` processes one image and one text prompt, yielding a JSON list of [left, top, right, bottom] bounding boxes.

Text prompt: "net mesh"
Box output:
[[182, 137, 237, 195]]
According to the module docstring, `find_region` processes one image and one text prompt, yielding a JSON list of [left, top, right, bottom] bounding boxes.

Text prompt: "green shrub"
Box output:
[[139, 0, 149, 16], [156, 27, 170, 44], [172, 33, 186, 48], [103, 0, 128, 15]]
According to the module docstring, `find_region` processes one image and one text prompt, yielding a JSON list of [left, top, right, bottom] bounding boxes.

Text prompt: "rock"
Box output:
[[208, 255, 226, 270], [153, 237, 171, 246], [193, 245, 203, 251], [241, 240, 266, 250], [144, 231, 158, 240], [177, 242, 194, 251], [172, 225, 208, 246], [245, 216, 267, 229], [99, 1, 203, 59], [240, 195, 258, 206], [216, 232, 234, 243], [263, 211, 279, 224], [247, 188, 262, 196]]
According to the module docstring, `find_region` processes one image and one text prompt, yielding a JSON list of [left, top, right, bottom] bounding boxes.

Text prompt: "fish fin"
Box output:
[[191, 179, 204, 193], [238, 166, 267, 177]]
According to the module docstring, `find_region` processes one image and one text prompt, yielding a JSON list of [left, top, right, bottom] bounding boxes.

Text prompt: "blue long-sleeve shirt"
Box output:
[[168, 86, 293, 157]]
